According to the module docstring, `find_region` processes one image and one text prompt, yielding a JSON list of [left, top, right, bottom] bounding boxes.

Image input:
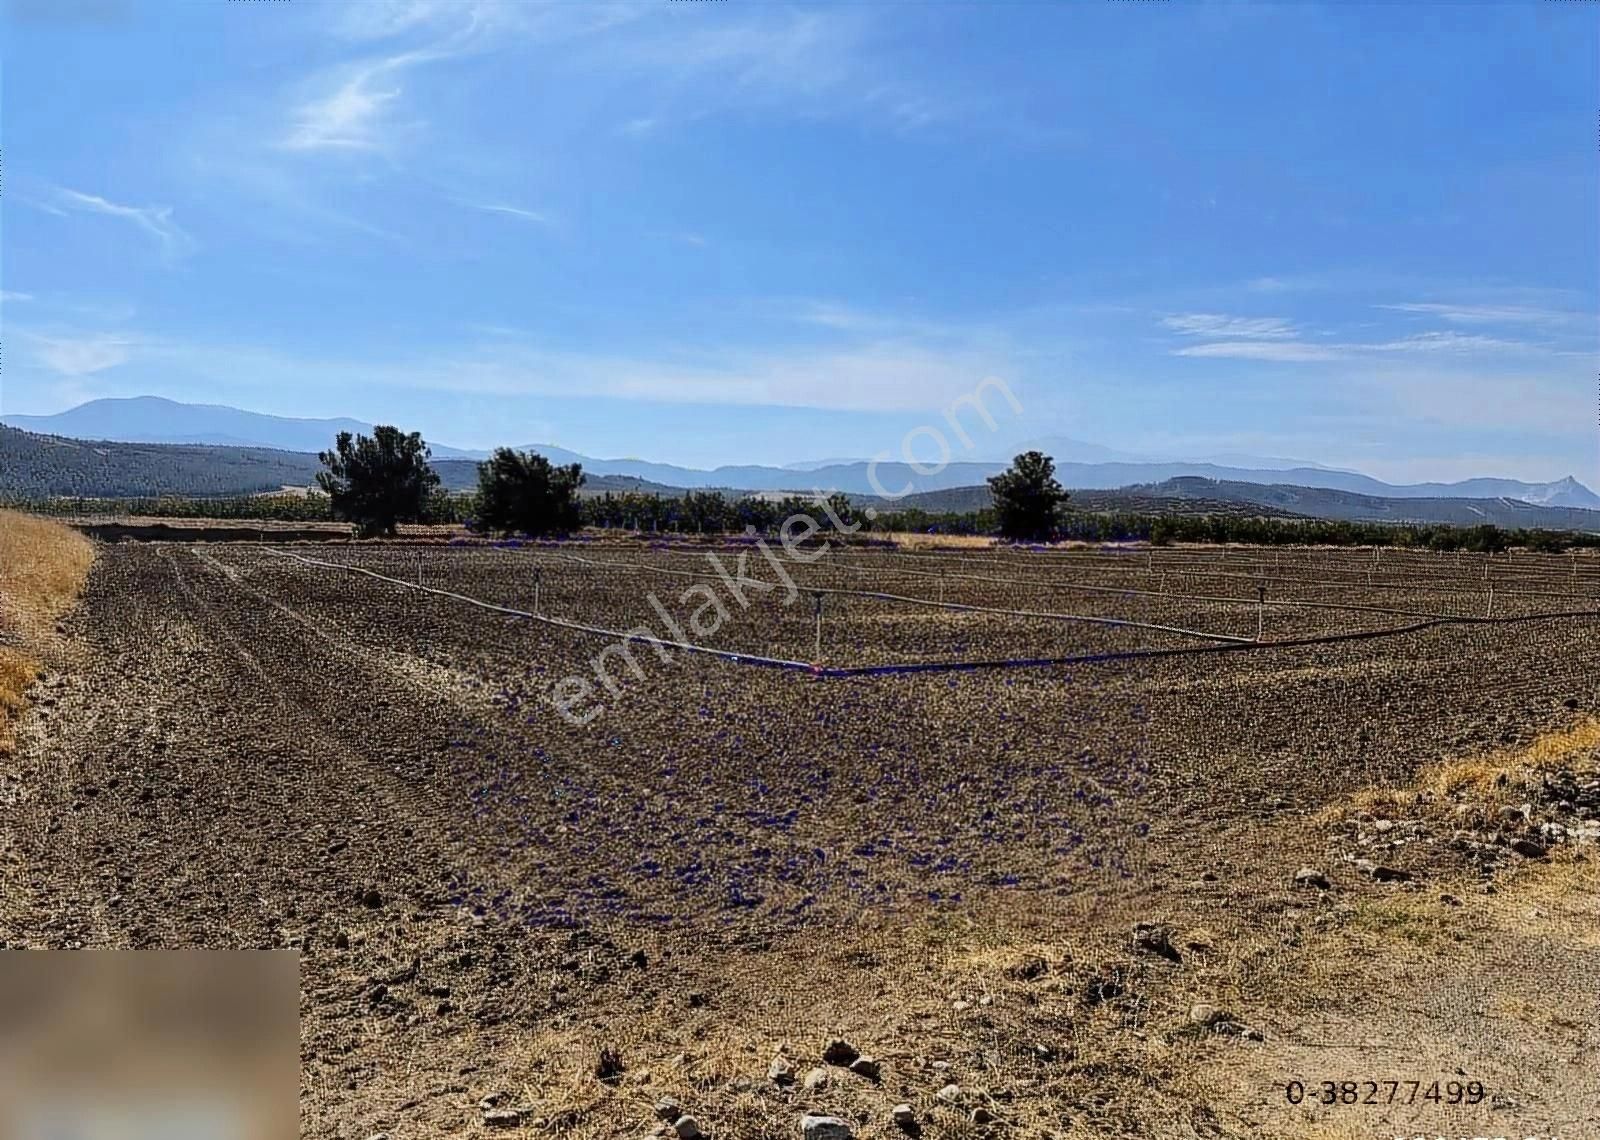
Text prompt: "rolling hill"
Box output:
[[1144, 476, 1600, 531], [0, 426, 707, 499], [0, 424, 327, 499], [0, 397, 481, 459], [888, 478, 1600, 533], [872, 484, 1313, 520]]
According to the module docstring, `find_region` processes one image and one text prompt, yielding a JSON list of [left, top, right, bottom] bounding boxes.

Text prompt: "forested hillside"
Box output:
[[0, 426, 702, 500], [0, 425, 326, 498]]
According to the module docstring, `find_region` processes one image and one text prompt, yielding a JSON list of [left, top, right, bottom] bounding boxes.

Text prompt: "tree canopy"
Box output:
[[316, 426, 440, 537], [986, 450, 1068, 541], [473, 447, 586, 536]]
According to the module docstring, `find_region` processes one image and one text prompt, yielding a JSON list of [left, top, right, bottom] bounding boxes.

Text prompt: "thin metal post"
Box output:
[[813, 591, 825, 659], [533, 567, 542, 615], [1486, 581, 1495, 618], [417, 550, 423, 586], [1256, 582, 1266, 642]]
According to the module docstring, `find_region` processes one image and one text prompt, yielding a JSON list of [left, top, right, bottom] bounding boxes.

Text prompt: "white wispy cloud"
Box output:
[[284, 1, 639, 155], [281, 5, 503, 154], [332, 0, 475, 40], [123, 327, 1019, 415], [1170, 340, 1341, 362], [1366, 331, 1526, 353], [461, 202, 552, 225], [1161, 313, 1298, 340], [281, 53, 420, 153], [1377, 302, 1582, 327], [595, 7, 952, 135], [24, 331, 136, 376], [1163, 310, 1550, 363], [1, 291, 33, 302], [1171, 332, 1530, 361], [47, 189, 193, 259], [333, 0, 639, 44], [783, 299, 983, 346], [458, 339, 1008, 412]]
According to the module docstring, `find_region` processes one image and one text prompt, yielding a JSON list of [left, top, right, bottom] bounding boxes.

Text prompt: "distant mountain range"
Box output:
[[1146, 477, 1600, 530], [4, 395, 1597, 511], [889, 477, 1600, 533], [0, 396, 483, 459], [4, 422, 1600, 533]]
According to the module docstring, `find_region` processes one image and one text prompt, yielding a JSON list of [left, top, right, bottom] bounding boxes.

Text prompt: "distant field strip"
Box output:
[[842, 548, 1600, 606], [268, 547, 1600, 678], [537, 549, 1255, 645]]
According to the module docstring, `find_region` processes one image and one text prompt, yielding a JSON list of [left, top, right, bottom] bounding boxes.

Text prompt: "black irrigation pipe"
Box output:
[[531, 550, 1254, 645], [266, 548, 823, 672], [269, 548, 1600, 679], [816, 606, 1600, 676]]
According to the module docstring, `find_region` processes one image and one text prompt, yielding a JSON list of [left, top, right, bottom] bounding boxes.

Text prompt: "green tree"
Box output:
[[316, 426, 440, 538], [987, 450, 1068, 541], [474, 448, 585, 536]]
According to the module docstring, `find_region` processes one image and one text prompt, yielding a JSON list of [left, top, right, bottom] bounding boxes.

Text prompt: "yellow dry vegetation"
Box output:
[[0, 509, 95, 751], [878, 530, 997, 551], [1325, 717, 1600, 823]]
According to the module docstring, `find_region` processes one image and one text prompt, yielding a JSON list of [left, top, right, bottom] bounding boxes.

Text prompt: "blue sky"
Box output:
[[2, 0, 1596, 481]]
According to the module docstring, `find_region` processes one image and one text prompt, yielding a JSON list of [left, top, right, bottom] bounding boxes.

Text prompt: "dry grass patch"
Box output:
[[0, 509, 96, 636], [448, 899, 1225, 1138], [1322, 717, 1600, 826], [0, 509, 95, 751], [878, 532, 997, 551]]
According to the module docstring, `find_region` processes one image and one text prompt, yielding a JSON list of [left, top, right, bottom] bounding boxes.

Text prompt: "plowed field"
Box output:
[[3, 541, 1597, 1138]]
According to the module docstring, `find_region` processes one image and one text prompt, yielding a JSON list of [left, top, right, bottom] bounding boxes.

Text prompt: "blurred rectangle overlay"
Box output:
[[0, 950, 297, 1140]]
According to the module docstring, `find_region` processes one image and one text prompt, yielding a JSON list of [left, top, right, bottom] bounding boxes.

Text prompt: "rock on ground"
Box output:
[[800, 1114, 854, 1140]]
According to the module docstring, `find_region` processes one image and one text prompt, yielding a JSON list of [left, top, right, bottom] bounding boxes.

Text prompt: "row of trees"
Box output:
[[13, 488, 1598, 552], [314, 427, 927, 539], [316, 427, 587, 538], [14, 428, 1597, 553], [584, 490, 861, 535]]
